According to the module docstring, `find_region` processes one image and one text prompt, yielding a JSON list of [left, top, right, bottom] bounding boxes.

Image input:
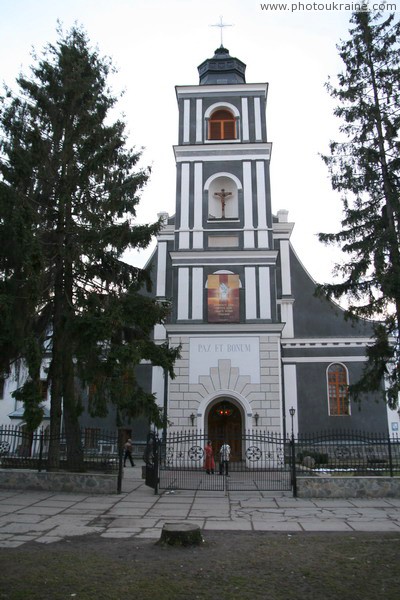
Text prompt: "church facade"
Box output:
[[1, 47, 398, 440], [146, 46, 397, 440]]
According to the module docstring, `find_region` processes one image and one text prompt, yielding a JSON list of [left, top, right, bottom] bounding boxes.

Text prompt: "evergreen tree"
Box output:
[[319, 11, 400, 408], [0, 26, 179, 468]]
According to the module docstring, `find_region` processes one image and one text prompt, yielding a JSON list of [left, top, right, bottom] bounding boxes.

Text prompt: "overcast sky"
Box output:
[[1, 0, 391, 284]]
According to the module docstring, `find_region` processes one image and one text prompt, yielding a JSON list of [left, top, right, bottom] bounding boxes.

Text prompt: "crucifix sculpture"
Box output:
[[214, 188, 232, 219]]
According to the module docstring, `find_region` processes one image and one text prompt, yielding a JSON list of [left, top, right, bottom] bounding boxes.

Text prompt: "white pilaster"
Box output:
[[280, 300, 294, 338], [154, 324, 166, 341], [280, 240, 291, 295], [256, 161, 269, 248], [177, 267, 189, 320], [193, 162, 203, 249], [245, 267, 257, 319], [179, 163, 190, 249], [152, 366, 165, 409], [241, 97, 249, 142], [259, 267, 271, 319], [156, 241, 167, 297], [196, 98, 202, 143], [192, 267, 203, 319], [183, 99, 190, 143], [243, 161, 255, 248], [254, 97, 262, 141], [283, 364, 298, 436]]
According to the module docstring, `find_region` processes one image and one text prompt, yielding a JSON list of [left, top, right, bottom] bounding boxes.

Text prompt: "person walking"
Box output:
[[204, 440, 215, 474], [123, 438, 135, 467], [219, 442, 231, 476]]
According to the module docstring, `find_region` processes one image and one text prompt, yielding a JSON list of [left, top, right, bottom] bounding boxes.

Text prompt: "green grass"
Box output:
[[0, 532, 399, 599]]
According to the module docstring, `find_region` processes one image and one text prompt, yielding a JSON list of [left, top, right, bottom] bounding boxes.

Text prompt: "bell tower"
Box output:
[[171, 46, 277, 323], [154, 46, 285, 435]]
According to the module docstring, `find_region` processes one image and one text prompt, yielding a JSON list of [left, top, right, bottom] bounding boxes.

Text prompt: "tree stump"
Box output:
[[158, 522, 203, 546]]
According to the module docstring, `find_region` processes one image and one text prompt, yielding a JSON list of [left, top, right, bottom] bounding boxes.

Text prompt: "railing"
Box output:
[[0, 424, 120, 472], [155, 430, 292, 492], [295, 430, 400, 476]]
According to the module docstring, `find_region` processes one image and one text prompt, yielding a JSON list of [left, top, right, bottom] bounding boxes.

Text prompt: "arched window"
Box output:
[[327, 364, 350, 416], [208, 109, 236, 140]]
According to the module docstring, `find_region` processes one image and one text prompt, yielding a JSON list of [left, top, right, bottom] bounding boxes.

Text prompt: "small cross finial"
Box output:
[[210, 16, 233, 47]]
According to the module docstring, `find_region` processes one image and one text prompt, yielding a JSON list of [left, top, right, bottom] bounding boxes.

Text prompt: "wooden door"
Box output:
[[207, 400, 242, 461]]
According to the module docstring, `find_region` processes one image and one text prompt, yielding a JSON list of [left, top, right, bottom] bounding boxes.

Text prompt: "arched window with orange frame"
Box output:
[[208, 109, 236, 140], [328, 363, 350, 416]]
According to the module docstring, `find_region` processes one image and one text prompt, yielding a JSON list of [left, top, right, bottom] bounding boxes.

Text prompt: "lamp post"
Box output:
[[289, 407, 295, 438], [288, 407, 297, 498], [254, 412, 259, 427], [190, 413, 195, 427]]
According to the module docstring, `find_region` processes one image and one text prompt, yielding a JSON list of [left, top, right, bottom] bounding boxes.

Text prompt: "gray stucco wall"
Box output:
[[287, 247, 374, 338], [295, 361, 388, 433]]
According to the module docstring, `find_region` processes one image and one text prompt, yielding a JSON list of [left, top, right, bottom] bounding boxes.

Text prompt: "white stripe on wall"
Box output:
[[259, 267, 271, 319], [179, 163, 190, 249], [241, 97, 249, 141], [245, 267, 257, 319], [156, 241, 167, 297], [256, 161, 268, 248], [282, 356, 368, 363], [196, 99, 202, 143], [193, 162, 203, 249], [283, 364, 298, 436], [192, 267, 203, 319], [280, 240, 291, 295], [152, 366, 165, 408], [243, 161, 255, 248], [183, 99, 190, 143], [281, 300, 294, 338], [254, 97, 262, 141], [177, 268, 189, 320]]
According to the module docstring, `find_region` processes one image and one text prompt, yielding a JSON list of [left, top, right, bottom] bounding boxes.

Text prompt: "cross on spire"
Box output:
[[210, 16, 233, 47]]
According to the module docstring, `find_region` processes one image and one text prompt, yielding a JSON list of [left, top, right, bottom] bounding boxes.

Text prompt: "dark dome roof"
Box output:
[[197, 46, 246, 85]]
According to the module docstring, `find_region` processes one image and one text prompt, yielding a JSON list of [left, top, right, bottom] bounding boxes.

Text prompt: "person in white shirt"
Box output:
[[219, 442, 231, 476]]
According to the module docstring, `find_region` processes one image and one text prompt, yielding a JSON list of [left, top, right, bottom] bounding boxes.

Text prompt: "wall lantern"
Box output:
[[190, 413, 196, 426], [254, 412, 259, 426]]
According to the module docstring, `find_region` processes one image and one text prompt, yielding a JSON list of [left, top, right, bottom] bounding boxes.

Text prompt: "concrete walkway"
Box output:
[[1, 463, 400, 548]]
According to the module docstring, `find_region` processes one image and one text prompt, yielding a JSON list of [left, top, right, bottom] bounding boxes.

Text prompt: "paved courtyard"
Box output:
[[0, 463, 400, 548]]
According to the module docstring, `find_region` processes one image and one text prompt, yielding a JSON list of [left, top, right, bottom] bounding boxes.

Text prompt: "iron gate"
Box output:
[[145, 430, 294, 494], [143, 431, 160, 493]]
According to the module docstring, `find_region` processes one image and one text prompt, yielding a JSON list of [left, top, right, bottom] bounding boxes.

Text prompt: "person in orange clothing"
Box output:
[[204, 440, 215, 474]]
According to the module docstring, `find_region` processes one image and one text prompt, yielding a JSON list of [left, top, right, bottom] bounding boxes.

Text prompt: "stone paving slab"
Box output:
[[0, 471, 399, 546], [101, 528, 142, 538], [252, 521, 303, 531], [35, 536, 63, 544], [204, 520, 252, 530], [0, 539, 26, 548], [347, 520, 400, 531], [300, 521, 354, 531]]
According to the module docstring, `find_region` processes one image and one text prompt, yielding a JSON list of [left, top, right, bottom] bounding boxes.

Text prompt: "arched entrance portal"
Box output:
[[207, 399, 243, 461]]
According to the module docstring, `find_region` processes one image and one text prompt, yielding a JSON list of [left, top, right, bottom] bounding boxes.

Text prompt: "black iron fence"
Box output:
[[144, 429, 400, 495], [0, 424, 120, 473], [154, 430, 292, 493], [295, 430, 400, 476]]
